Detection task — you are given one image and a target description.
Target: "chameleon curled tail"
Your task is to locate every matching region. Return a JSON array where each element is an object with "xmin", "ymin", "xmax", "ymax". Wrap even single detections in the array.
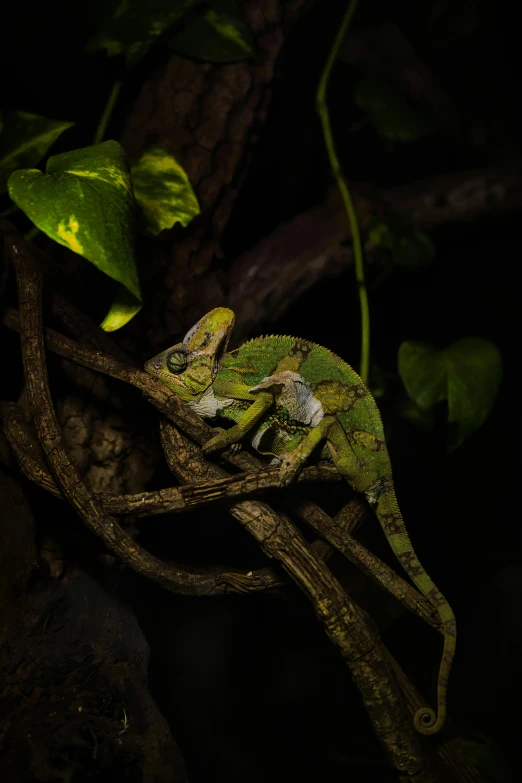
[{"xmin": 372, "ymin": 487, "xmax": 456, "ymax": 735}]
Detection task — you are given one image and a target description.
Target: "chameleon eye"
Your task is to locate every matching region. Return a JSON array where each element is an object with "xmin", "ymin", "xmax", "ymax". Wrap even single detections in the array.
[{"xmin": 166, "ymin": 350, "xmax": 188, "ymax": 375}]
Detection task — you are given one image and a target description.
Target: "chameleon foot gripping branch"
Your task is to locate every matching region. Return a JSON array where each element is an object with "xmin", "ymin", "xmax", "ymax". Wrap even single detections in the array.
[{"xmin": 145, "ymin": 307, "xmax": 456, "ymax": 735}]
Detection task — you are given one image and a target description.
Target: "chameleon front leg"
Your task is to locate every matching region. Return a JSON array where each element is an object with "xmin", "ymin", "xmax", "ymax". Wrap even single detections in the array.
[
  {"xmin": 202, "ymin": 391, "xmax": 274, "ymax": 455},
  {"xmin": 278, "ymin": 415, "xmax": 337, "ymax": 487}
]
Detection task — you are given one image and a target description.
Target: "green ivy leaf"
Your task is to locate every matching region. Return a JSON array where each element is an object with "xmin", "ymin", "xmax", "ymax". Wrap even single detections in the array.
[
  {"xmin": 8, "ymin": 140, "xmax": 141, "ymax": 330},
  {"xmin": 131, "ymin": 145, "xmax": 200, "ymax": 236},
  {"xmin": 167, "ymin": 0, "xmax": 254, "ymax": 62},
  {"xmin": 354, "ymin": 74, "xmax": 435, "ymax": 142},
  {"xmin": 0, "ymin": 110, "xmax": 74, "ymax": 195},
  {"xmin": 398, "ymin": 338, "xmax": 502, "ymax": 448},
  {"xmin": 87, "ymin": 0, "xmax": 201, "ymax": 68}
]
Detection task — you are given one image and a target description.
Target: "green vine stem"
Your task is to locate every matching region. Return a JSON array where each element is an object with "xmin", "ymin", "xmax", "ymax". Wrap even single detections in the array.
[
  {"xmin": 316, "ymin": 0, "xmax": 370, "ymax": 384},
  {"xmin": 93, "ymin": 79, "xmax": 123, "ymax": 145}
]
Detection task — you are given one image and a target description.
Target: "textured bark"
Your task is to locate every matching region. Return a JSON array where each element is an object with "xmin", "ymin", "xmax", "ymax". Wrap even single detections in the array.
[{"xmin": 121, "ymin": 0, "xmax": 310, "ymax": 347}]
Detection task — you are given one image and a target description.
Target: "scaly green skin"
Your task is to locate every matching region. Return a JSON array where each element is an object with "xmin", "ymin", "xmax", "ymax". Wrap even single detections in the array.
[{"xmin": 145, "ymin": 307, "xmax": 456, "ymax": 735}]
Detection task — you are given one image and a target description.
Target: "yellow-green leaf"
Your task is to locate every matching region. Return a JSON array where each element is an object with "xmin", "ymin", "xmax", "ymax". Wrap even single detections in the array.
[
  {"xmin": 100, "ymin": 283, "xmax": 142, "ymax": 331},
  {"xmin": 131, "ymin": 145, "xmax": 200, "ymax": 236},
  {"xmin": 8, "ymin": 140, "xmax": 141, "ymax": 330},
  {"xmin": 86, "ymin": 0, "xmax": 202, "ymax": 68},
  {"xmin": 398, "ymin": 338, "xmax": 502, "ymax": 448},
  {"xmin": 0, "ymin": 110, "xmax": 74, "ymax": 194},
  {"xmin": 168, "ymin": 0, "xmax": 254, "ymax": 63}
]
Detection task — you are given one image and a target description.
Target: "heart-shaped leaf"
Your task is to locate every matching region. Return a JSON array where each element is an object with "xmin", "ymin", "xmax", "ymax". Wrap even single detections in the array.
[
  {"xmin": 8, "ymin": 140, "xmax": 141, "ymax": 329},
  {"xmin": 398, "ymin": 338, "xmax": 502, "ymax": 448},
  {"xmin": 131, "ymin": 145, "xmax": 200, "ymax": 236},
  {"xmin": 87, "ymin": 0, "xmax": 201, "ymax": 67},
  {"xmin": 0, "ymin": 110, "xmax": 74, "ymax": 194},
  {"xmin": 168, "ymin": 0, "xmax": 254, "ymax": 62}
]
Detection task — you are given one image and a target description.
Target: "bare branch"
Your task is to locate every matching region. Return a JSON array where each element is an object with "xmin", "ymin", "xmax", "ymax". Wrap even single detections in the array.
[{"xmin": 227, "ymin": 164, "xmax": 522, "ymax": 340}]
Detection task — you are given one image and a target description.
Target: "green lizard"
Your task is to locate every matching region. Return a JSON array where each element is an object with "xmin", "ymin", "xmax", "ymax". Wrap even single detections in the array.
[{"xmin": 145, "ymin": 307, "xmax": 456, "ymax": 735}]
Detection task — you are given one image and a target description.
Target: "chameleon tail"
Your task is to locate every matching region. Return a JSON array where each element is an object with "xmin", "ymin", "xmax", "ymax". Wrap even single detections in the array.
[{"xmin": 373, "ymin": 487, "xmax": 456, "ymax": 735}]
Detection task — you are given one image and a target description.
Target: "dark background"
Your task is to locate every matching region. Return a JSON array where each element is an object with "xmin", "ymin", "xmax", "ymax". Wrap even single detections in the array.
[{"xmin": 1, "ymin": 1, "xmax": 521, "ymax": 781}]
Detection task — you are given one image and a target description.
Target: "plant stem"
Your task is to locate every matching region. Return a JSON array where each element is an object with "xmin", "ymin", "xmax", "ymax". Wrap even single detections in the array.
[
  {"xmin": 316, "ymin": 0, "xmax": 370, "ymax": 384},
  {"xmin": 24, "ymin": 224, "xmax": 41, "ymax": 242},
  {"xmin": 93, "ymin": 79, "xmax": 122, "ymax": 145}
]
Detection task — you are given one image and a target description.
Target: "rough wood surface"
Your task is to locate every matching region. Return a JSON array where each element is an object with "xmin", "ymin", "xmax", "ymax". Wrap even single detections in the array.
[{"xmin": 120, "ymin": 0, "xmax": 311, "ymax": 346}]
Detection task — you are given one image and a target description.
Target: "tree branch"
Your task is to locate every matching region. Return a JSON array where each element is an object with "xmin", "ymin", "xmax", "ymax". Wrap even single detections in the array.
[{"xmin": 227, "ymin": 164, "xmax": 522, "ymax": 340}]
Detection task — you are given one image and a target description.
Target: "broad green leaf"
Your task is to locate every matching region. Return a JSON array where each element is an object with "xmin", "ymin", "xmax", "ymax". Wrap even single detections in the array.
[
  {"xmin": 398, "ymin": 338, "xmax": 502, "ymax": 448},
  {"xmin": 8, "ymin": 140, "xmax": 141, "ymax": 330},
  {"xmin": 168, "ymin": 0, "xmax": 254, "ymax": 62},
  {"xmin": 131, "ymin": 145, "xmax": 200, "ymax": 236},
  {"xmin": 86, "ymin": 0, "xmax": 201, "ymax": 67},
  {"xmin": 0, "ymin": 110, "xmax": 74, "ymax": 194},
  {"xmin": 355, "ymin": 74, "xmax": 435, "ymax": 142}
]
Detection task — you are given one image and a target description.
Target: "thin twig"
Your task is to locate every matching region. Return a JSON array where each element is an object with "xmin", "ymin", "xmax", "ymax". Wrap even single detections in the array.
[{"xmin": 93, "ymin": 79, "xmax": 123, "ymax": 145}]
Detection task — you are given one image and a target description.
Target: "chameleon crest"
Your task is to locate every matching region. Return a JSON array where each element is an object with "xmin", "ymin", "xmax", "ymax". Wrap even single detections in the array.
[{"xmin": 146, "ymin": 307, "xmax": 456, "ymax": 735}]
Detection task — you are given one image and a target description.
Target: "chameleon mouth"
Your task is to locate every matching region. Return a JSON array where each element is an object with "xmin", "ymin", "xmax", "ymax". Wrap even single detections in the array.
[{"xmin": 145, "ymin": 358, "xmax": 165, "ymax": 373}]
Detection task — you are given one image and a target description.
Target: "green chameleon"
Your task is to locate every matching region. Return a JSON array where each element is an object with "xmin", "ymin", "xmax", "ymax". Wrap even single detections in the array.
[{"xmin": 145, "ymin": 307, "xmax": 456, "ymax": 735}]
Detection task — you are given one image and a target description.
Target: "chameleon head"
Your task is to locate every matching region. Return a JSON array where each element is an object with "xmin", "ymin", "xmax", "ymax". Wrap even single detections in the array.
[{"xmin": 144, "ymin": 308, "xmax": 235, "ymax": 400}]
